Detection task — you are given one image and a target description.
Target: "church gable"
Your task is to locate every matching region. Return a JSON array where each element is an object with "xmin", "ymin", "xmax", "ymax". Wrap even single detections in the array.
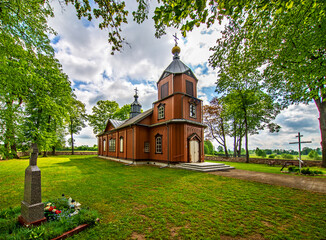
[{"xmin": 104, "ymin": 119, "xmax": 125, "ymax": 132}]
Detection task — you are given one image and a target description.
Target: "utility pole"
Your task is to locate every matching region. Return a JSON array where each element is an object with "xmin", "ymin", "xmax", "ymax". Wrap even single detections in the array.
[{"xmin": 289, "ymin": 132, "xmax": 312, "ymax": 173}]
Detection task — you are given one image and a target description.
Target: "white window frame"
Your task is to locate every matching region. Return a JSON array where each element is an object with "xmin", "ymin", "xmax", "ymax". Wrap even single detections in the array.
[
  {"xmin": 190, "ymin": 103, "xmax": 196, "ymax": 118},
  {"xmin": 155, "ymin": 135, "xmax": 162, "ymax": 154},
  {"xmin": 103, "ymin": 139, "xmax": 106, "ymax": 152},
  {"xmin": 109, "ymin": 139, "xmax": 116, "ymax": 152},
  {"xmin": 158, "ymin": 105, "xmax": 165, "ymax": 119},
  {"xmin": 120, "ymin": 137, "xmax": 123, "ymax": 152}
]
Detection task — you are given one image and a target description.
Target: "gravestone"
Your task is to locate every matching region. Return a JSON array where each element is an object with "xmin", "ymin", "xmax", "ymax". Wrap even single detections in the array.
[{"xmin": 18, "ymin": 143, "xmax": 46, "ymax": 226}]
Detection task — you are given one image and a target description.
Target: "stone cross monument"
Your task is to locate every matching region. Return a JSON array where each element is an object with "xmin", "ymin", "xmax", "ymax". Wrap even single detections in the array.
[{"xmin": 18, "ymin": 143, "xmax": 46, "ymax": 226}]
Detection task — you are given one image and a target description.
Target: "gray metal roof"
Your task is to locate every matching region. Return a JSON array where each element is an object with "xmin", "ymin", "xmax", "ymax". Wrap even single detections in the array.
[
  {"xmin": 116, "ymin": 108, "xmax": 153, "ymax": 129},
  {"xmin": 158, "ymin": 54, "xmax": 198, "ymax": 82},
  {"xmin": 109, "ymin": 119, "xmax": 126, "ymax": 128}
]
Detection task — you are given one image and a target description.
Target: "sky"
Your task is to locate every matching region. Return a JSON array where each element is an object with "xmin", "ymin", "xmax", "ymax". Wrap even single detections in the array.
[{"xmin": 47, "ymin": 1, "xmax": 321, "ymax": 151}]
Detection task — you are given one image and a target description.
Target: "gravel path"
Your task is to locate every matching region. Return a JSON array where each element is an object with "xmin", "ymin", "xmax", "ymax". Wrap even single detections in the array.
[{"xmin": 208, "ymin": 169, "xmax": 326, "ymax": 193}]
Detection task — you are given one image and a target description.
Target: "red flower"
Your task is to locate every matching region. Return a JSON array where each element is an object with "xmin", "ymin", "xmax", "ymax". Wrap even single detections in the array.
[
  {"xmin": 48, "ymin": 206, "xmax": 54, "ymax": 211},
  {"xmin": 55, "ymin": 210, "xmax": 61, "ymax": 214}
]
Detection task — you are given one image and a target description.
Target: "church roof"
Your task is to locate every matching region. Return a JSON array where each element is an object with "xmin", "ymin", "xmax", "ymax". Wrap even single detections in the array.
[
  {"xmin": 115, "ymin": 108, "xmax": 153, "ymax": 130},
  {"xmin": 109, "ymin": 119, "xmax": 125, "ymax": 128},
  {"xmin": 158, "ymin": 53, "xmax": 198, "ymax": 82}
]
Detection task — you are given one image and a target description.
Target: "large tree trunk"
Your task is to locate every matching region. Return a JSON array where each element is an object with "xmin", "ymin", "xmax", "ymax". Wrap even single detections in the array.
[
  {"xmin": 233, "ymin": 121, "xmax": 237, "ymax": 157},
  {"xmin": 52, "ymin": 146, "xmax": 56, "ymax": 156},
  {"xmin": 220, "ymin": 118, "xmax": 229, "ymax": 157},
  {"xmin": 315, "ymin": 100, "xmax": 326, "ymax": 168},
  {"xmin": 238, "ymin": 137, "xmax": 242, "ymax": 157},
  {"xmin": 243, "ymin": 110, "xmax": 249, "ymax": 163},
  {"xmin": 10, "ymin": 143, "xmax": 19, "ymax": 159}
]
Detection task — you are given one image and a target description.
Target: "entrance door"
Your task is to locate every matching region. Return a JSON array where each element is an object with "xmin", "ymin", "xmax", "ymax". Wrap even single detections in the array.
[{"xmin": 189, "ymin": 139, "xmax": 200, "ymax": 163}]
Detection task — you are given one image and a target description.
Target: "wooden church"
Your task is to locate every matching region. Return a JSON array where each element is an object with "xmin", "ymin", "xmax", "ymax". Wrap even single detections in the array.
[{"xmin": 97, "ymin": 43, "xmax": 205, "ymax": 164}]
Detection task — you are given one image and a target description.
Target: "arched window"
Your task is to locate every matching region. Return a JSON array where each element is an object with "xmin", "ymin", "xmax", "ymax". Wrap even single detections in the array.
[
  {"xmin": 190, "ymin": 103, "xmax": 196, "ymax": 118},
  {"xmin": 120, "ymin": 137, "xmax": 124, "ymax": 152},
  {"xmin": 109, "ymin": 138, "xmax": 116, "ymax": 152},
  {"xmin": 103, "ymin": 139, "xmax": 106, "ymax": 152},
  {"xmin": 158, "ymin": 103, "xmax": 165, "ymax": 119},
  {"xmin": 155, "ymin": 134, "xmax": 162, "ymax": 154}
]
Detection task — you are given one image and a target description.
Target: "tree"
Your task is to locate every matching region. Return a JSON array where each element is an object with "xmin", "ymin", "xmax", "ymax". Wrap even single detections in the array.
[
  {"xmin": 88, "ymin": 100, "xmax": 119, "ymax": 135},
  {"xmin": 308, "ymin": 150, "xmax": 319, "ymax": 160},
  {"xmin": 113, "ymin": 104, "xmax": 131, "ymax": 120},
  {"xmin": 203, "ymin": 98, "xmax": 229, "ymax": 157},
  {"xmin": 255, "ymin": 148, "xmax": 266, "ymax": 158},
  {"xmin": 68, "ymin": 97, "xmax": 87, "ymax": 155},
  {"xmin": 222, "ymin": 89, "xmax": 280, "ymax": 162},
  {"xmin": 204, "ymin": 140, "xmax": 214, "ymax": 155},
  {"xmin": 217, "ymin": 146, "xmax": 224, "ymax": 153}
]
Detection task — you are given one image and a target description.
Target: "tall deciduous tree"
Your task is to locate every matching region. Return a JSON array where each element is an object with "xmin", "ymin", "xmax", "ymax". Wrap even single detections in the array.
[
  {"xmin": 68, "ymin": 97, "xmax": 87, "ymax": 155},
  {"xmin": 203, "ymin": 98, "xmax": 229, "ymax": 157},
  {"xmin": 222, "ymin": 89, "xmax": 280, "ymax": 163},
  {"xmin": 88, "ymin": 100, "xmax": 119, "ymax": 135}
]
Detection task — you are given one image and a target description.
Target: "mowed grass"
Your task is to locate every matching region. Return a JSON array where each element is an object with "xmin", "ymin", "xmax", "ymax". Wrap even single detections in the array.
[
  {"xmin": 207, "ymin": 160, "xmax": 326, "ymax": 178},
  {"xmin": 0, "ymin": 156, "xmax": 325, "ymax": 239}
]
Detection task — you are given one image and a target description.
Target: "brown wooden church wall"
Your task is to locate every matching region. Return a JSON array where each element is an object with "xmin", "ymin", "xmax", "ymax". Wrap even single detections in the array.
[
  {"xmin": 169, "ymin": 123, "xmax": 185, "ymax": 162},
  {"xmin": 157, "ymin": 75, "xmax": 173, "ymax": 100},
  {"xmin": 126, "ymin": 128, "xmax": 133, "ymax": 159},
  {"xmin": 173, "ymin": 74, "xmax": 197, "ymax": 98},
  {"xmin": 182, "ymin": 96, "xmax": 202, "ymax": 123},
  {"xmin": 117, "ymin": 130, "xmax": 126, "ymax": 159},
  {"xmin": 134, "ymin": 126, "xmax": 150, "ymax": 160},
  {"xmin": 149, "ymin": 125, "xmax": 168, "ymax": 162}
]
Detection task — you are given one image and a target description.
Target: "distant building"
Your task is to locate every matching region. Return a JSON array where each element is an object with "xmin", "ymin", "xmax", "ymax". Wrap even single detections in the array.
[{"xmin": 97, "ymin": 44, "xmax": 205, "ymax": 164}]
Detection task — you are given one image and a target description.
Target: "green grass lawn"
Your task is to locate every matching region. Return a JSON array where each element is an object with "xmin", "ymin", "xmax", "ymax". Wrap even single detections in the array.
[
  {"xmin": 1, "ymin": 155, "xmax": 326, "ymax": 239},
  {"xmin": 206, "ymin": 160, "xmax": 326, "ymax": 178}
]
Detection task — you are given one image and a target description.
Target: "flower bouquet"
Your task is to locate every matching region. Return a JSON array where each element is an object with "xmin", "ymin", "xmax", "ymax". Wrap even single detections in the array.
[{"xmin": 44, "ymin": 194, "xmax": 82, "ymax": 222}]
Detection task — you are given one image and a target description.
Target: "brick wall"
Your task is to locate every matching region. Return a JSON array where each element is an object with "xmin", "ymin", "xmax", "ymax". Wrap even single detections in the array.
[{"xmin": 205, "ymin": 156, "xmax": 322, "ymax": 167}]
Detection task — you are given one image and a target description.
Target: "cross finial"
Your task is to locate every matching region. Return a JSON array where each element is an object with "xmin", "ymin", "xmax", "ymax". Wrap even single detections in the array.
[
  {"xmin": 173, "ymin": 33, "xmax": 179, "ymax": 46},
  {"xmin": 134, "ymin": 87, "xmax": 138, "ymax": 96}
]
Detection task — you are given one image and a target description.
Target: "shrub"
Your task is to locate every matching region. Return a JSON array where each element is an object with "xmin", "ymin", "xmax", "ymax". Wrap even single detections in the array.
[
  {"xmin": 288, "ymin": 166, "xmax": 299, "ymax": 172},
  {"xmin": 308, "ymin": 150, "xmax": 320, "ymax": 160},
  {"xmin": 204, "ymin": 144, "xmax": 209, "ymax": 155},
  {"xmin": 281, "ymin": 153, "xmax": 294, "ymax": 159},
  {"xmin": 268, "ymin": 154, "xmax": 276, "ymax": 159}
]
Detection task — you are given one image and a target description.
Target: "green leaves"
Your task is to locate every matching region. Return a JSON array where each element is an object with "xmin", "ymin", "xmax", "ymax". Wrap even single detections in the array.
[{"xmin": 88, "ymin": 100, "xmax": 130, "ymax": 135}]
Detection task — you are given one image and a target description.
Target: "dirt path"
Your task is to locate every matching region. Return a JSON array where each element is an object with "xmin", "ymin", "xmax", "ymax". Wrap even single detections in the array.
[{"xmin": 209, "ymin": 169, "xmax": 326, "ymax": 193}]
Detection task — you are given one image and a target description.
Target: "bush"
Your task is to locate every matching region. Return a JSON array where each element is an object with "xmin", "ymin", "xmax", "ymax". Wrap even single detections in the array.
[
  {"xmin": 308, "ymin": 150, "xmax": 320, "ymax": 160},
  {"xmin": 268, "ymin": 154, "xmax": 276, "ymax": 159},
  {"xmin": 287, "ymin": 167, "xmax": 324, "ymax": 175},
  {"xmin": 288, "ymin": 166, "xmax": 299, "ymax": 172},
  {"xmin": 281, "ymin": 153, "xmax": 294, "ymax": 159},
  {"xmin": 204, "ymin": 144, "xmax": 209, "ymax": 155}
]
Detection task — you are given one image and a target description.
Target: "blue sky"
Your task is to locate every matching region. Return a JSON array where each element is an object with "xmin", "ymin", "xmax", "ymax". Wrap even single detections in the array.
[{"xmin": 47, "ymin": 2, "xmax": 321, "ymax": 151}]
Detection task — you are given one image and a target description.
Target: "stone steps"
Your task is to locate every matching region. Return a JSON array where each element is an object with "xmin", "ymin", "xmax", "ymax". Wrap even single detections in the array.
[{"xmin": 177, "ymin": 162, "xmax": 235, "ymax": 172}]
